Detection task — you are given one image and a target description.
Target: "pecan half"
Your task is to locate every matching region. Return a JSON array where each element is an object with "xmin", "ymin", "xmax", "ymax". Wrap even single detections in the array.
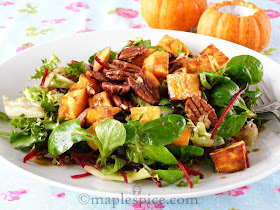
[
  {"xmin": 111, "ymin": 95, "xmax": 134, "ymax": 111},
  {"xmin": 102, "ymin": 82, "xmax": 130, "ymax": 95},
  {"xmin": 169, "ymin": 61, "xmax": 183, "ymax": 73},
  {"xmin": 116, "ymin": 46, "xmax": 147, "ymax": 60},
  {"xmin": 127, "ymin": 73, "xmax": 160, "ymax": 105},
  {"xmin": 86, "ymin": 71, "xmax": 108, "ymax": 82},
  {"xmin": 185, "ymin": 95, "xmax": 218, "ymax": 129},
  {"xmin": 112, "ymin": 59, "xmax": 142, "ymax": 72},
  {"xmin": 77, "ymin": 108, "xmax": 89, "ymax": 128},
  {"xmin": 105, "ymin": 69, "xmax": 135, "ymax": 81}
]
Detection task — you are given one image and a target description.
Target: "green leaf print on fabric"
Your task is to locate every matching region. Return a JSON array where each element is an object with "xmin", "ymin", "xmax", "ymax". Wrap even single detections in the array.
[
  {"xmin": 26, "ymin": 28, "xmax": 53, "ymax": 36},
  {"xmin": 18, "ymin": 3, "xmax": 37, "ymax": 14},
  {"xmin": 263, "ymin": 48, "xmax": 276, "ymax": 55}
]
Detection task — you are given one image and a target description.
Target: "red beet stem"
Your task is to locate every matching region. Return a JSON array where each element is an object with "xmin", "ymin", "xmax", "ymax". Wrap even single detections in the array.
[
  {"xmin": 65, "ymin": 75, "xmax": 79, "ymax": 82},
  {"xmin": 119, "ymin": 169, "xmax": 128, "ymax": 183},
  {"xmin": 71, "ymin": 172, "xmax": 92, "ymax": 179},
  {"xmin": 152, "ymin": 178, "xmax": 162, "ymax": 187},
  {"xmin": 129, "ymin": 40, "xmax": 134, "ymax": 46},
  {"xmin": 71, "ymin": 155, "xmax": 85, "ymax": 168},
  {"xmin": 245, "ymin": 150, "xmax": 250, "ymax": 168},
  {"xmin": 200, "ymin": 86, "xmax": 206, "ymax": 91},
  {"xmin": 23, "ymin": 147, "xmax": 46, "ymax": 163},
  {"xmin": 40, "ymin": 68, "xmax": 49, "ymax": 88},
  {"xmin": 211, "ymin": 82, "xmax": 249, "ymax": 140},
  {"xmin": 94, "ymin": 56, "xmax": 110, "ymax": 70},
  {"xmin": 183, "ymin": 165, "xmax": 204, "ymax": 179},
  {"xmin": 177, "ymin": 159, "xmax": 193, "ymax": 188},
  {"xmin": 232, "ymin": 136, "xmax": 242, "ymax": 142},
  {"xmin": 83, "ymin": 160, "xmax": 102, "ymax": 171},
  {"xmin": 150, "ymin": 171, "xmax": 162, "ymax": 187},
  {"xmin": 84, "ymin": 151, "xmax": 94, "ymax": 160}
]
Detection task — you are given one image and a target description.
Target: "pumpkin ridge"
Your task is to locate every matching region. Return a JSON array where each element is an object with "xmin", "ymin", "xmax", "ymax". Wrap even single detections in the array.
[{"xmin": 251, "ymin": 15, "xmax": 262, "ymax": 52}]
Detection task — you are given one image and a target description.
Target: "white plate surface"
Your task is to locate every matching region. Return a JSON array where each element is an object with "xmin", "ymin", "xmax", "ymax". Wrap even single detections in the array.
[{"xmin": 0, "ymin": 29, "xmax": 280, "ymax": 199}]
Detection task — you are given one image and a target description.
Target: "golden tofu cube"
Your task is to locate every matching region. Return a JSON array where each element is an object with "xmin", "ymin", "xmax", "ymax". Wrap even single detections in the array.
[
  {"xmin": 86, "ymin": 106, "xmax": 121, "ymax": 125},
  {"xmin": 157, "ymin": 35, "xmax": 191, "ymax": 56},
  {"xmin": 210, "ymin": 141, "xmax": 247, "ymax": 173},
  {"xmin": 166, "ymin": 72, "xmax": 201, "ymax": 100},
  {"xmin": 199, "ymin": 44, "xmax": 229, "ymax": 68},
  {"xmin": 143, "ymin": 51, "xmax": 169, "ymax": 79},
  {"xmin": 184, "ymin": 54, "xmax": 219, "ymax": 74},
  {"xmin": 58, "ymin": 87, "xmax": 88, "ymax": 120},
  {"xmin": 130, "ymin": 106, "xmax": 161, "ymax": 124},
  {"xmin": 131, "ymin": 48, "xmax": 156, "ymax": 67},
  {"xmin": 88, "ymin": 91, "xmax": 113, "ymax": 107},
  {"xmin": 93, "ymin": 46, "xmax": 111, "ymax": 71},
  {"xmin": 87, "ymin": 118, "xmax": 112, "ymax": 150}
]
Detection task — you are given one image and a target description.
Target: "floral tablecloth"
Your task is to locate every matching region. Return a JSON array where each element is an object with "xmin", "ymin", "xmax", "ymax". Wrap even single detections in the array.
[{"xmin": 0, "ymin": 0, "xmax": 280, "ymax": 209}]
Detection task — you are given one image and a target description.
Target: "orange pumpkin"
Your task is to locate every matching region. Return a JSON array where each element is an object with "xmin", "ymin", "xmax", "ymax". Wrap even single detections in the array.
[
  {"xmin": 141, "ymin": 0, "xmax": 207, "ymax": 31},
  {"xmin": 197, "ymin": 0, "xmax": 271, "ymax": 52}
]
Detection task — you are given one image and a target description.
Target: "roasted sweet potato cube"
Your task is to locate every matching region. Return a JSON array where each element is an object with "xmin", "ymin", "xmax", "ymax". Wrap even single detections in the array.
[
  {"xmin": 142, "ymin": 68, "xmax": 161, "ymax": 87},
  {"xmin": 93, "ymin": 46, "xmax": 111, "ymax": 71},
  {"xmin": 86, "ymin": 106, "xmax": 121, "ymax": 125},
  {"xmin": 199, "ymin": 44, "xmax": 229, "ymax": 68},
  {"xmin": 74, "ymin": 74, "xmax": 102, "ymax": 95},
  {"xmin": 172, "ymin": 128, "xmax": 191, "ymax": 146},
  {"xmin": 130, "ymin": 48, "xmax": 156, "ymax": 67},
  {"xmin": 166, "ymin": 72, "xmax": 201, "ymax": 100},
  {"xmin": 87, "ymin": 118, "xmax": 112, "ymax": 150},
  {"xmin": 130, "ymin": 106, "xmax": 161, "ymax": 124},
  {"xmin": 142, "ymin": 51, "xmax": 169, "ymax": 79},
  {"xmin": 88, "ymin": 91, "xmax": 113, "ymax": 107},
  {"xmin": 58, "ymin": 87, "xmax": 88, "ymax": 120},
  {"xmin": 210, "ymin": 141, "xmax": 247, "ymax": 173},
  {"xmin": 184, "ymin": 54, "xmax": 219, "ymax": 74},
  {"xmin": 157, "ymin": 35, "xmax": 191, "ymax": 56}
]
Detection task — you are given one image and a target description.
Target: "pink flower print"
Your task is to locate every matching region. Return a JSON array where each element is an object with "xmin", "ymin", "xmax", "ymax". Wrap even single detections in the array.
[
  {"xmin": 109, "ymin": 8, "xmax": 139, "ymax": 18},
  {"xmin": 130, "ymin": 202, "xmax": 165, "ymax": 210},
  {"xmin": 270, "ymin": 0, "xmax": 280, "ymax": 4},
  {"xmin": 131, "ymin": 24, "xmax": 146, "ymax": 29},
  {"xmin": 65, "ymin": 2, "xmax": 89, "ymax": 12},
  {"xmin": 266, "ymin": 9, "xmax": 280, "ymax": 19},
  {"xmin": 273, "ymin": 186, "xmax": 280, "ymax": 193},
  {"xmin": 85, "ymin": 18, "xmax": 91, "ymax": 21},
  {"xmin": 16, "ymin": 43, "xmax": 34, "ymax": 52},
  {"xmin": 8, "ymin": 16, "xmax": 14, "ymax": 19},
  {"xmin": 0, "ymin": 26, "xmax": 6, "ymax": 29},
  {"xmin": 41, "ymin": 18, "xmax": 67, "ymax": 24},
  {"xmin": 52, "ymin": 192, "xmax": 65, "ymax": 199},
  {"xmin": 208, "ymin": 2, "xmax": 215, "ymax": 7},
  {"xmin": 77, "ymin": 28, "xmax": 94, "ymax": 33},
  {"xmin": 0, "ymin": 1, "xmax": 15, "ymax": 6},
  {"xmin": 0, "ymin": 189, "xmax": 27, "ymax": 201},
  {"xmin": 134, "ymin": 0, "xmax": 141, "ymax": 2},
  {"xmin": 215, "ymin": 185, "xmax": 250, "ymax": 197}
]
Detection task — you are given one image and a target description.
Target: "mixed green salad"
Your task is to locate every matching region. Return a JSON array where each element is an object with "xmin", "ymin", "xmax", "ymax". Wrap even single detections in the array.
[{"xmin": 0, "ymin": 35, "xmax": 268, "ymax": 188}]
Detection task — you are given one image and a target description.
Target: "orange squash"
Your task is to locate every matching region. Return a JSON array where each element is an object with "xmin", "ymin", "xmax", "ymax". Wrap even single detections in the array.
[
  {"xmin": 141, "ymin": 0, "xmax": 207, "ymax": 31},
  {"xmin": 171, "ymin": 129, "xmax": 191, "ymax": 146},
  {"xmin": 197, "ymin": 0, "xmax": 271, "ymax": 52}
]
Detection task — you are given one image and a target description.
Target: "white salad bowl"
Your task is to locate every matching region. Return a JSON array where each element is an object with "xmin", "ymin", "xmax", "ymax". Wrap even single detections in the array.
[{"xmin": 0, "ymin": 29, "xmax": 280, "ymax": 199}]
